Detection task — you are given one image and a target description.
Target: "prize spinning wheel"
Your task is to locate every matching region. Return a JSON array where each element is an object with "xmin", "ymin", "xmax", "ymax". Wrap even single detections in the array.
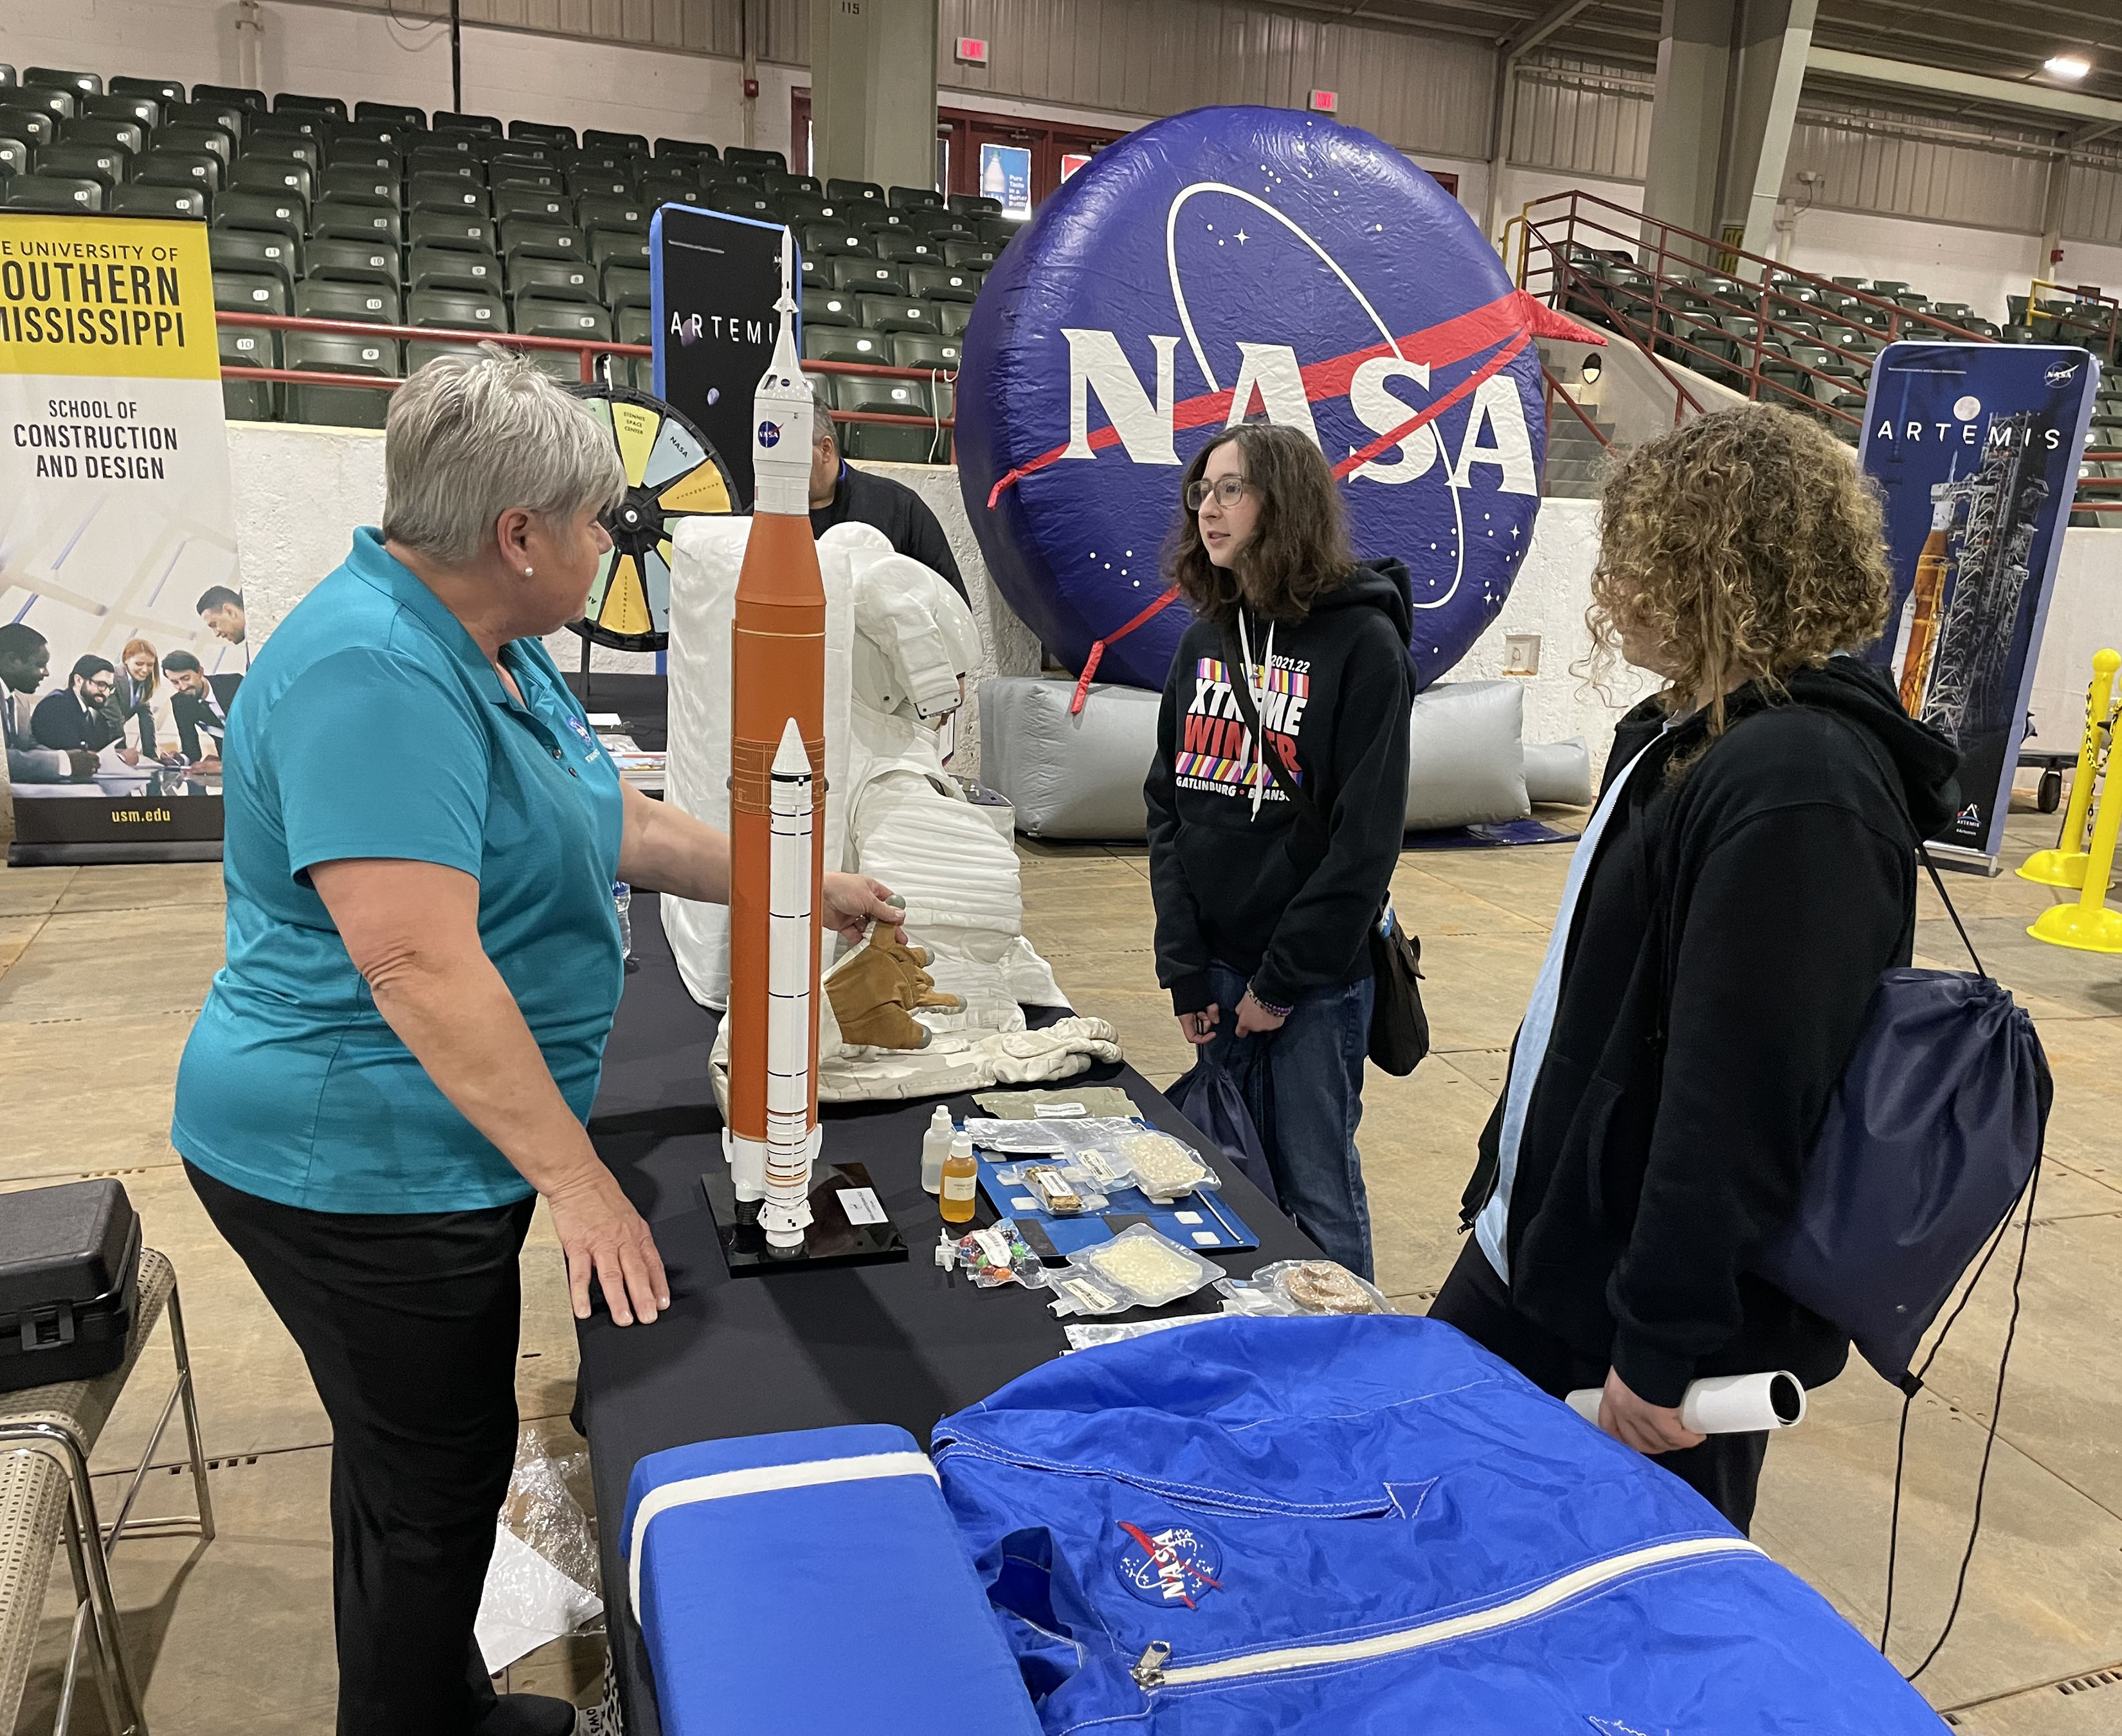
[{"xmin": 568, "ymin": 383, "xmax": 740, "ymax": 651}]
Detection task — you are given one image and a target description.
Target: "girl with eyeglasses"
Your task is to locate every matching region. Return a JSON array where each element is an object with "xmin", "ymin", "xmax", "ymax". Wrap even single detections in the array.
[{"xmin": 1144, "ymin": 422, "xmax": 1418, "ymax": 1278}]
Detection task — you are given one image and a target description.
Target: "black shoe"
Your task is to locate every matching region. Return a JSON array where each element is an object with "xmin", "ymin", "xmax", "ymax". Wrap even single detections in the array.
[{"xmin": 475, "ymin": 1692, "xmax": 581, "ymax": 1736}]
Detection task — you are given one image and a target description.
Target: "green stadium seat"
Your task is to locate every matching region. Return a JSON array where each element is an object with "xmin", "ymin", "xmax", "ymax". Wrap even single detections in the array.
[
  {"xmin": 409, "ymin": 244, "xmax": 502, "ymax": 293},
  {"xmin": 828, "ymin": 177, "xmax": 885, "ymax": 208},
  {"xmin": 725, "ymin": 146, "xmax": 786, "ymax": 174},
  {"xmin": 210, "ymin": 228, "xmax": 300, "ymax": 289},
  {"xmin": 9, "ymin": 87, "xmax": 77, "ymax": 123},
  {"xmin": 765, "ymin": 171, "xmax": 821, "ymax": 199},
  {"xmin": 111, "ymin": 76, "xmax": 188, "ymax": 104},
  {"xmin": 886, "ymin": 184, "xmax": 939, "ymax": 210},
  {"xmin": 111, "ymin": 181, "xmax": 207, "ymax": 220},
  {"xmin": 64, "ymin": 115, "xmax": 147, "ymax": 154},
  {"xmin": 656, "ymin": 137, "xmax": 715, "ymax": 162},
  {"xmin": 844, "ymin": 422, "xmax": 944, "ymax": 464},
  {"xmin": 890, "ymin": 332, "xmax": 960, "ymax": 372},
  {"xmin": 617, "ymin": 305, "xmax": 653, "ymax": 347},
  {"xmin": 0, "ymin": 138, "xmax": 22, "ymax": 179},
  {"xmin": 410, "ymin": 143, "xmax": 480, "ymax": 177},
  {"xmin": 134, "ymin": 149, "xmax": 221, "ymax": 194},
  {"xmin": 494, "ymin": 185, "xmax": 574, "ymax": 224},
  {"xmin": 356, "ymin": 101, "xmax": 424, "ymax": 129},
  {"xmin": 26, "ymin": 68, "xmax": 102, "ymax": 101},
  {"xmin": 833, "ymin": 257, "xmax": 909, "ymax": 294},
  {"xmin": 583, "ymin": 127, "xmax": 649, "ymax": 155},
  {"xmin": 804, "ymin": 221, "xmax": 875, "ymax": 258},
  {"xmin": 213, "ymin": 189, "xmax": 304, "ymax": 244},
  {"xmin": 797, "ymin": 252, "xmax": 828, "ymax": 290},
  {"xmin": 499, "ymin": 219, "xmax": 586, "ymax": 262},
  {"xmin": 36, "ymin": 141, "xmax": 127, "ymax": 191},
  {"xmin": 568, "ymin": 170, "xmax": 637, "ymax": 201},
  {"xmin": 212, "ymin": 269, "xmax": 287, "ymax": 314},
  {"xmin": 410, "ymin": 172, "xmax": 487, "ymax": 216},
  {"xmin": 905, "ymin": 262, "xmax": 976, "ymax": 303},
  {"xmin": 0, "ymin": 106, "xmax": 59, "ymax": 149},
  {"xmin": 230, "ymin": 156, "xmax": 313, "ymax": 202},
  {"xmin": 7, "ymin": 173, "xmax": 102, "ymax": 211},
  {"xmin": 275, "ymin": 92, "xmax": 347, "ymax": 122},
  {"xmin": 803, "ymin": 288, "xmax": 857, "ymax": 328},
  {"xmin": 943, "ymin": 239, "xmax": 997, "ymax": 269},
  {"xmin": 577, "ymin": 192, "xmax": 649, "ymax": 235},
  {"xmin": 507, "ymin": 255, "xmax": 597, "ymax": 302},
  {"xmin": 511, "ymin": 120, "xmax": 577, "ymax": 148},
  {"xmin": 855, "ymin": 297, "xmax": 936, "ymax": 337},
  {"xmin": 937, "ymin": 302, "xmax": 971, "ymax": 339},
  {"xmin": 307, "ymin": 235, "xmax": 399, "ymax": 285},
  {"xmin": 513, "ymin": 296, "xmax": 612, "ymax": 382},
  {"xmin": 604, "ymin": 264, "xmax": 651, "ymax": 310},
  {"xmin": 779, "ymin": 192, "xmax": 828, "ymax": 224},
  {"xmin": 285, "ymin": 329, "xmax": 398, "ymax": 428},
  {"xmin": 296, "ymin": 278, "xmax": 401, "ymax": 324},
  {"xmin": 975, "ymin": 215, "xmax": 1016, "ymax": 247},
  {"xmin": 410, "ymin": 285, "xmax": 507, "ymax": 333},
  {"xmin": 491, "ymin": 161, "xmax": 566, "ymax": 194},
  {"xmin": 155, "ymin": 121, "xmax": 234, "ymax": 165},
  {"xmin": 190, "ymin": 84, "xmax": 266, "ymax": 113},
  {"xmin": 433, "ymin": 111, "xmax": 503, "ymax": 137},
  {"xmin": 245, "ymin": 122, "xmax": 322, "ymax": 164},
  {"xmin": 590, "ymin": 229, "xmax": 649, "ymax": 271},
  {"xmin": 711, "ymin": 185, "xmax": 777, "ymax": 220},
  {"xmin": 311, "ymin": 198, "xmax": 403, "ymax": 247},
  {"xmin": 405, "ymin": 210, "xmax": 493, "ymax": 253},
  {"xmin": 876, "ymin": 233, "xmax": 946, "ymax": 266},
  {"xmin": 319, "ymin": 163, "xmax": 396, "ymax": 203},
  {"xmin": 948, "ymin": 193, "xmax": 1001, "ymax": 218},
  {"xmin": 904, "ymin": 207, "xmax": 968, "ymax": 238},
  {"xmin": 804, "ymin": 326, "xmax": 887, "ymax": 365},
  {"xmin": 166, "ymin": 102, "xmax": 245, "ymax": 142}
]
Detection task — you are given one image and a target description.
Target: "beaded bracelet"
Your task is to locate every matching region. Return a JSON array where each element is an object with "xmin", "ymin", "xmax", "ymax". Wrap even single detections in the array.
[{"xmin": 1249, "ymin": 990, "xmax": 1295, "ymax": 1020}]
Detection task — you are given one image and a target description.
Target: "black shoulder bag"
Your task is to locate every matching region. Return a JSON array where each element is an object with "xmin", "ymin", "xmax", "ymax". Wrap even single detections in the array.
[{"xmin": 1220, "ymin": 626, "xmax": 1428, "ymax": 1075}]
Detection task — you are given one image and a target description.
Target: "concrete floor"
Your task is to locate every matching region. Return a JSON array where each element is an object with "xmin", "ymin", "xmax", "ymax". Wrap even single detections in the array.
[{"xmin": 5, "ymin": 805, "xmax": 2119, "ymax": 1731}]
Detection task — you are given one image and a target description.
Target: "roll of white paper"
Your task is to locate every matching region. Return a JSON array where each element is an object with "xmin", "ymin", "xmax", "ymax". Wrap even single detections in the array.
[{"xmin": 1564, "ymin": 1372, "xmax": 1806, "ymax": 1435}]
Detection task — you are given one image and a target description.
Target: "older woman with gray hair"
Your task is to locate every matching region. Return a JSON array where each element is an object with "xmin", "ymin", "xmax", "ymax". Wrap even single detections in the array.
[{"xmin": 172, "ymin": 347, "xmax": 896, "ymax": 1736}]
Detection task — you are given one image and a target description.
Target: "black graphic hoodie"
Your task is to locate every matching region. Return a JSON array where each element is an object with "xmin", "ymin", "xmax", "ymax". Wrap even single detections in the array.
[{"xmin": 1146, "ymin": 559, "xmax": 1417, "ymax": 1016}]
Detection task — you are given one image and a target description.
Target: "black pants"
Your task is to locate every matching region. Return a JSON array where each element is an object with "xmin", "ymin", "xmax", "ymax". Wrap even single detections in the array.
[
  {"xmin": 1429, "ymin": 1238, "xmax": 1770, "ymax": 1533},
  {"xmin": 187, "ymin": 1161, "xmax": 535, "ymax": 1736}
]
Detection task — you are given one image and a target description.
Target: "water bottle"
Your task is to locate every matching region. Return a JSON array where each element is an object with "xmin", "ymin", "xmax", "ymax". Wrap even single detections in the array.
[{"xmin": 613, "ymin": 881, "xmax": 633, "ymax": 960}]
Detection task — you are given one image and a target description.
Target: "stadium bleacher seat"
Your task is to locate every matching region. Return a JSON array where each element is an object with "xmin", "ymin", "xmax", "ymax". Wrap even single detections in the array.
[
  {"xmin": 725, "ymin": 146, "xmax": 786, "ymax": 174},
  {"xmin": 111, "ymin": 75, "xmax": 187, "ymax": 104},
  {"xmin": 0, "ymin": 105, "xmax": 59, "ymax": 148},
  {"xmin": 65, "ymin": 114, "xmax": 148, "ymax": 154},
  {"xmin": 7, "ymin": 174, "xmax": 103, "ymax": 211},
  {"xmin": 584, "ymin": 128, "xmax": 649, "ymax": 155},
  {"xmin": 356, "ymin": 100, "xmax": 424, "ymax": 129},
  {"xmin": 514, "ymin": 296, "xmax": 611, "ymax": 381},
  {"xmin": 907, "ymin": 263, "xmax": 977, "ymax": 303},
  {"xmin": 409, "ymin": 210, "xmax": 494, "ymax": 252},
  {"xmin": 495, "ymin": 185, "xmax": 573, "ymax": 224},
  {"xmin": 191, "ymin": 83, "xmax": 266, "ymax": 112},
  {"xmin": 508, "ymin": 254, "xmax": 597, "ymax": 302},
  {"xmin": 285, "ymin": 330, "xmax": 398, "ymax": 427},
  {"xmin": 434, "ymin": 111, "xmax": 503, "ymax": 137},
  {"xmin": 158, "ymin": 120, "xmax": 235, "ymax": 165},
  {"xmin": 134, "ymin": 146, "xmax": 222, "ymax": 194},
  {"xmin": 296, "ymin": 278, "xmax": 402, "ymax": 325},
  {"xmin": 409, "ymin": 245, "xmax": 501, "ymax": 293},
  {"xmin": 38, "ymin": 142, "xmax": 127, "ymax": 191},
  {"xmin": 212, "ymin": 228, "xmax": 300, "ymax": 289},
  {"xmin": 804, "ymin": 325, "xmax": 889, "ymax": 365},
  {"xmin": 308, "ymin": 236, "xmax": 399, "ymax": 284},
  {"xmin": 887, "ymin": 184, "xmax": 940, "ymax": 210},
  {"xmin": 8, "ymin": 87, "xmax": 75, "ymax": 123},
  {"xmin": 113, "ymin": 182, "xmax": 208, "ymax": 219},
  {"xmin": 213, "ymin": 269, "xmax": 289, "ymax": 316},
  {"xmin": 26, "ymin": 68, "xmax": 104, "ymax": 101},
  {"xmin": 0, "ymin": 138, "xmax": 23, "ymax": 179},
  {"xmin": 604, "ymin": 264, "xmax": 651, "ymax": 311},
  {"xmin": 656, "ymin": 137, "xmax": 714, "ymax": 161}
]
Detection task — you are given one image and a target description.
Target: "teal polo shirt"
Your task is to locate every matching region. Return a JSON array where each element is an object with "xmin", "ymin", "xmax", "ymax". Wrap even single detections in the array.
[{"xmin": 173, "ymin": 528, "xmax": 626, "ymax": 1213}]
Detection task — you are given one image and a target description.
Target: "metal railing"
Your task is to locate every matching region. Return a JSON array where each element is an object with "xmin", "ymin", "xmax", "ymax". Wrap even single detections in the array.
[
  {"xmin": 2018, "ymin": 278, "xmax": 2121, "ymax": 363},
  {"xmin": 215, "ymin": 309, "xmax": 957, "ymax": 447}
]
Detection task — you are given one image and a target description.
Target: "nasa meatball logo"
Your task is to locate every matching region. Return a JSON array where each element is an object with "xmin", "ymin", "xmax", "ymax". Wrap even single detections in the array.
[
  {"xmin": 756, "ymin": 419, "xmax": 781, "ymax": 448},
  {"xmin": 1116, "ymin": 1521, "xmax": 1224, "ymax": 1609},
  {"xmin": 957, "ymin": 106, "xmax": 1602, "ymax": 691},
  {"xmin": 2045, "ymin": 359, "xmax": 2081, "ymax": 388}
]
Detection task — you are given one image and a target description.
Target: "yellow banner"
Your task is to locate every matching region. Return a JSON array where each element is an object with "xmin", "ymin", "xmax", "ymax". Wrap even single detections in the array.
[{"xmin": 0, "ymin": 213, "xmax": 221, "ymax": 382}]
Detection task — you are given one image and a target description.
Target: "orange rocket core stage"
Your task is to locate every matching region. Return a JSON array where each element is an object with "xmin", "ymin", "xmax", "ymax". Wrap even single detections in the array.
[{"xmin": 727, "ymin": 509, "xmax": 829, "ymax": 1146}]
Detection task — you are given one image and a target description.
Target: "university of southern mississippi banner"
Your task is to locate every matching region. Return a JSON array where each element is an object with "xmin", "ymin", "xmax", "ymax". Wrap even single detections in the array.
[
  {"xmin": 1859, "ymin": 341, "xmax": 2099, "ymax": 866},
  {"xmin": 1, "ymin": 212, "xmax": 244, "ymax": 864}
]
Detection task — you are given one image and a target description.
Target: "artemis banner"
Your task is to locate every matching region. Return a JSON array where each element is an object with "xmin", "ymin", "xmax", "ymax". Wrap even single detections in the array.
[
  {"xmin": 1858, "ymin": 341, "xmax": 2098, "ymax": 869},
  {"xmin": 1, "ymin": 212, "xmax": 244, "ymax": 866}
]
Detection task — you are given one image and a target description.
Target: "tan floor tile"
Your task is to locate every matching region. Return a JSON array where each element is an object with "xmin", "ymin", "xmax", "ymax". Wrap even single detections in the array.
[
  {"xmin": 0, "ymin": 1015, "xmax": 194, "ymax": 1181},
  {"xmin": 51, "ymin": 860, "xmax": 228, "ymax": 912},
  {"xmin": 0, "ymin": 909, "xmax": 47, "ymax": 974},
  {"xmin": 0, "ymin": 903, "xmax": 224, "ymax": 1024},
  {"xmin": 1947, "ymin": 1674, "xmax": 2122, "ymax": 1733},
  {"xmin": 1407, "ymin": 930, "xmax": 1547, "ymax": 1051},
  {"xmin": 1431, "ymin": 1045, "xmax": 1509, "ymax": 1092},
  {"xmin": 0, "ymin": 861, "xmax": 77, "ymax": 916},
  {"xmin": 1386, "ymin": 865, "xmax": 1550, "ymax": 937}
]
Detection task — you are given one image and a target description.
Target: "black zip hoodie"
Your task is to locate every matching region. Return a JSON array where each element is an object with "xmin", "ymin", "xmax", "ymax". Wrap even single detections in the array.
[
  {"xmin": 1145, "ymin": 559, "xmax": 1417, "ymax": 1015},
  {"xmin": 1458, "ymin": 656, "xmax": 1963, "ymax": 1407}
]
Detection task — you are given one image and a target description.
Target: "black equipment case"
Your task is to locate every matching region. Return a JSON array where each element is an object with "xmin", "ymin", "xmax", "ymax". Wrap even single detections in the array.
[{"xmin": 0, "ymin": 1179, "xmax": 142, "ymax": 1395}]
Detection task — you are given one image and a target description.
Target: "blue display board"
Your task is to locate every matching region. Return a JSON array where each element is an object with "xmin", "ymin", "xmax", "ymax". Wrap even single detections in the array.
[
  {"xmin": 1858, "ymin": 343, "xmax": 2099, "ymax": 865},
  {"xmin": 956, "ymin": 105, "xmax": 1599, "ymax": 693}
]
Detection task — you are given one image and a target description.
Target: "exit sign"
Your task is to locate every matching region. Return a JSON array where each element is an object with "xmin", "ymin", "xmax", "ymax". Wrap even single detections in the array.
[
  {"xmin": 956, "ymin": 36, "xmax": 989, "ymax": 66},
  {"xmin": 1308, "ymin": 89, "xmax": 1338, "ymax": 113}
]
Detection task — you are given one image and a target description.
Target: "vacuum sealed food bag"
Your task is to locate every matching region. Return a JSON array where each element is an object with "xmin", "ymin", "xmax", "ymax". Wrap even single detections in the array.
[
  {"xmin": 1255, "ymin": 1258, "xmax": 1393, "ymax": 1316},
  {"xmin": 1046, "ymin": 1268, "xmax": 1133, "ymax": 1319},
  {"xmin": 1114, "ymin": 1131, "xmax": 1214, "ymax": 1200},
  {"xmin": 963, "ymin": 1118, "xmax": 1071, "ymax": 1155},
  {"xmin": 956, "ymin": 1220, "xmax": 1045, "ymax": 1289},
  {"xmin": 991, "ymin": 1162, "xmax": 1110, "ymax": 1216},
  {"xmin": 1072, "ymin": 1225, "xmax": 1225, "ymax": 1309}
]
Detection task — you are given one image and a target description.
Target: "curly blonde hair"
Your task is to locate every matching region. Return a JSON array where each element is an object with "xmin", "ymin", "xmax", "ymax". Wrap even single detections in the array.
[{"xmin": 1586, "ymin": 406, "xmax": 1892, "ymax": 736}]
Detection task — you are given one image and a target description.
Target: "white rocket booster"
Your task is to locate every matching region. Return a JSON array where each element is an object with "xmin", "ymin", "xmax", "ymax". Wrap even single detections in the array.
[{"xmin": 757, "ymin": 718, "xmax": 821, "ymax": 1247}]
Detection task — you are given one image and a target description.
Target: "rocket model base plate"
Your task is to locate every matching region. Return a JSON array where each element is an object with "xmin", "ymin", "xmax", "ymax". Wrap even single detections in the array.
[{"xmin": 701, "ymin": 1158, "xmax": 910, "ymax": 1277}]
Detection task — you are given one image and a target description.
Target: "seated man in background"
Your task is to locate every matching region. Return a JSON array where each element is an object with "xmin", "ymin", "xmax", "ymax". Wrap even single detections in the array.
[
  {"xmin": 807, "ymin": 383, "xmax": 968, "ymax": 606},
  {"xmin": 30, "ymin": 654, "xmax": 122, "ymax": 754},
  {"xmin": 197, "ymin": 584, "xmax": 248, "ymax": 649},
  {"xmin": 1, "ymin": 623, "xmax": 96, "ymax": 782},
  {"xmin": 164, "ymin": 649, "xmax": 240, "ymax": 771}
]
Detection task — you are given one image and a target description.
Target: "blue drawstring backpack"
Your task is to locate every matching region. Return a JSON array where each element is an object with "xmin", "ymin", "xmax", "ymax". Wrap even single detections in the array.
[
  {"xmin": 1164, "ymin": 1054, "xmax": 1280, "ymax": 1207},
  {"xmin": 934, "ymin": 1316, "xmax": 1945, "ymax": 1733}
]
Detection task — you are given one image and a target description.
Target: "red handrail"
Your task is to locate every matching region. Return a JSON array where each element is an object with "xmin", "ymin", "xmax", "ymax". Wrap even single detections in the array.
[{"xmin": 1540, "ymin": 364, "xmax": 1609, "ymax": 447}]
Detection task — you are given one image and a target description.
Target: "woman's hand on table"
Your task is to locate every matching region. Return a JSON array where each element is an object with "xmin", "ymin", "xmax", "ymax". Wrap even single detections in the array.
[
  {"xmin": 546, "ymin": 1162, "xmax": 670, "ymax": 1326},
  {"xmin": 823, "ymin": 873, "xmax": 902, "ymax": 946}
]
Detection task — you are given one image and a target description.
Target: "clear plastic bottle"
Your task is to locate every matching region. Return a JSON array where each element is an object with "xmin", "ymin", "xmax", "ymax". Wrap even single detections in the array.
[
  {"xmin": 613, "ymin": 881, "xmax": 633, "ymax": 960},
  {"xmin": 920, "ymin": 1105, "xmax": 954, "ymax": 1195},
  {"xmin": 939, "ymin": 1130, "xmax": 979, "ymax": 1224}
]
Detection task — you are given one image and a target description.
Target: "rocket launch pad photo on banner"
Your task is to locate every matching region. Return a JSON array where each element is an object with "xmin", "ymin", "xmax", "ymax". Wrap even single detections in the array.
[
  {"xmin": 2, "ymin": 212, "xmax": 245, "ymax": 866},
  {"xmin": 1858, "ymin": 341, "xmax": 2098, "ymax": 868}
]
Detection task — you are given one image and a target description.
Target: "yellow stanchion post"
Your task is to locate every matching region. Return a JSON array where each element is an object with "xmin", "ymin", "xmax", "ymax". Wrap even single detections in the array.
[
  {"xmin": 2020, "ymin": 647, "xmax": 2121, "ymax": 890},
  {"xmin": 2030, "ymin": 676, "xmax": 2122, "ymax": 953}
]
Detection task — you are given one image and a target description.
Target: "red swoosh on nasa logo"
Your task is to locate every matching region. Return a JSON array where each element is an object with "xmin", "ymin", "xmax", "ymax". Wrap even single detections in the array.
[{"xmin": 984, "ymin": 288, "xmax": 1603, "ymax": 507}]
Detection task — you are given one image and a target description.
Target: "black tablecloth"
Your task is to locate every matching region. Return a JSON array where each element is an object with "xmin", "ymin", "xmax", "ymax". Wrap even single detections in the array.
[{"xmin": 574, "ymin": 894, "xmax": 1318, "ymax": 1736}]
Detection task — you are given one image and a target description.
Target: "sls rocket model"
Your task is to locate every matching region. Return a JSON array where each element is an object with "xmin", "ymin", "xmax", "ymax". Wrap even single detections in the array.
[
  {"xmin": 725, "ymin": 229, "xmax": 828, "ymax": 1252},
  {"xmin": 1893, "ymin": 488, "xmax": 1954, "ymax": 716}
]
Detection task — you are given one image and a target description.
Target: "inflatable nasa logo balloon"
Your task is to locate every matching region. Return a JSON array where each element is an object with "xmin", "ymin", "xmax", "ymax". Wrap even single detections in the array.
[{"xmin": 958, "ymin": 106, "xmax": 1596, "ymax": 692}]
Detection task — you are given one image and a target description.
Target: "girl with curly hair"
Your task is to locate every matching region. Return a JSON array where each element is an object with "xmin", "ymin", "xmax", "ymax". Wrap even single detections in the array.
[
  {"xmin": 1146, "ymin": 422, "xmax": 1417, "ymax": 1278},
  {"xmin": 1432, "ymin": 406, "xmax": 1961, "ymax": 1531}
]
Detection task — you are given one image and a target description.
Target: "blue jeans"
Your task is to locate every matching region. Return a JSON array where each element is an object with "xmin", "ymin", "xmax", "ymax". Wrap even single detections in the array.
[{"xmin": 1202, "ymin": 961, "xmax": 1375, "ymax": 1279}]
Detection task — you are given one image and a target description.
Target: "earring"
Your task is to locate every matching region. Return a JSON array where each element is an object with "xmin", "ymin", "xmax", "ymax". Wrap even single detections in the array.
[{"xmin": 523, "ymin": 566, "xmax": 535, "ymax": 578}]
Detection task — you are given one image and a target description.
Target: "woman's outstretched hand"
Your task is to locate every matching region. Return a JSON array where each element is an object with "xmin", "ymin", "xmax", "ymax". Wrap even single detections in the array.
[{"xmin": 545, "ymin": 1162, "xmax": 669, "ymax": 1326}]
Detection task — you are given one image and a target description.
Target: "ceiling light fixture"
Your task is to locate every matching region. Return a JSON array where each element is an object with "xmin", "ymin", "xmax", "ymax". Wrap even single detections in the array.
[{"xmin": 2045, "ymin": 54, "xmax": 2092, "ymax": 80}]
